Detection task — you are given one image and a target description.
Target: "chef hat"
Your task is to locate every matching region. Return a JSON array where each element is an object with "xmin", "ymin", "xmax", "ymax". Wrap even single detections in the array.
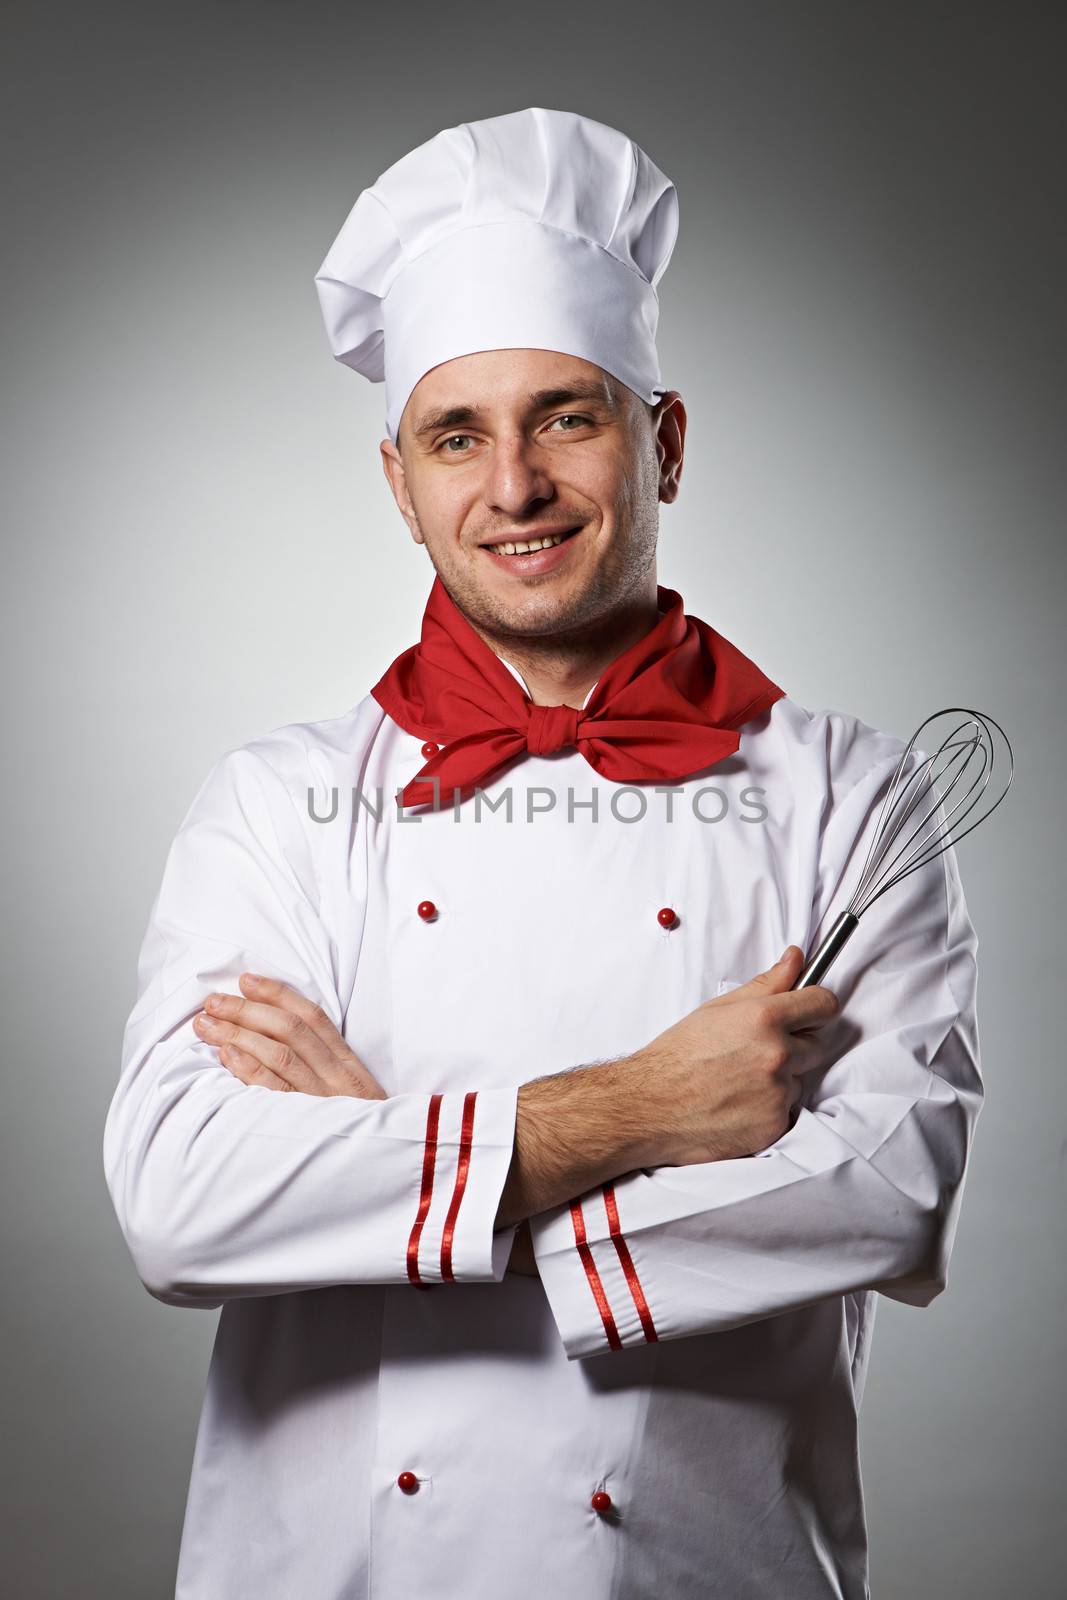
[{"xmin": 314, "ymin": 106, "xmax": 679, "ymax": 445}]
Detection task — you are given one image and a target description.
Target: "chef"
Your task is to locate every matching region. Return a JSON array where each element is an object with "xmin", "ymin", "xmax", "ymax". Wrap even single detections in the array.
[{"xmin": 103, "ymin": 107, "xmax": 983, "ymax": 1599}]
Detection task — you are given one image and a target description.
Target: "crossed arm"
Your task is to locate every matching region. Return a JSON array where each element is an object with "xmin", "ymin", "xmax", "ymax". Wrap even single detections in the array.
[
  {"xmin": 105, "ymin": 742, "xmax": 981, "ymax": 1359},
  {"xmin": 190, "ymin": 942, "xmax": 836, "ymax": 1279},
  {"xmin": 188, "ymin": 973, "xmax": 645, "ymax": 1278}
]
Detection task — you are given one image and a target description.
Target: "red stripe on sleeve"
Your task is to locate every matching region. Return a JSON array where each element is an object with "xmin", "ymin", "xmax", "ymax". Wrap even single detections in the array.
[
  {"xmin": 407, "ymin": 1093, "xmax": 443, "ymax": 1288},
  {"xmin": 440, "ymin": 1091, "xmax": 477, "ymax": 1281},
  {"xmin": 602, "ymin": 1182, "xmax": 658, "ymax": 1342},
  {"xmin": 569, "ymin": 1199, "xmax": 622, "ymax": 1351}
]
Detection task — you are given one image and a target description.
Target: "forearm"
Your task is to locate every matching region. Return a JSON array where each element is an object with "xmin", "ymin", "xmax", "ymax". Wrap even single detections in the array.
[{"xmin": 495, "ymin": 1054, "xmax": 654, "ymax": 1230}]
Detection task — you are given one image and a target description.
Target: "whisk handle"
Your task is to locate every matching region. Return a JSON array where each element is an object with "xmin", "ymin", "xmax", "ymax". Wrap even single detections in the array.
[{"xmin": 794, "ymin": 912, "xmax": 859, "ymax": 989}]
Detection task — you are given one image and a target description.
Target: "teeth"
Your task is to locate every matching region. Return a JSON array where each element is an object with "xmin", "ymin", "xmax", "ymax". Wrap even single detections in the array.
[{"xmin": 495, "ymin": 532, "xmax": 570, "ymax": 555}]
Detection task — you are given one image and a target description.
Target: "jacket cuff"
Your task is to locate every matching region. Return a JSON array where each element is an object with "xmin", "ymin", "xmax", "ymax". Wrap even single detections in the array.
[
  {"xmin": 405, "ymin": 1085, "xmax": 520, "ymax": 1285},
  {"xmin": 528, "ymin": 1186, "xmax": 658, "ymax": 1359}
]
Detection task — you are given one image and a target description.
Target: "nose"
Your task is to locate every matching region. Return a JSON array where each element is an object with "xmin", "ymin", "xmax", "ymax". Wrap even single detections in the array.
[{"xmin": 483, "ymin": 429, "xmax": 558, "ymax": 517}]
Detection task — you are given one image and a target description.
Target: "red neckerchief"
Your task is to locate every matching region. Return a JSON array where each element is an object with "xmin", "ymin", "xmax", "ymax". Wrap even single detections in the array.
[{"xmin": 371, "ymin": 574, "xmax": 785, "ymax": 809}]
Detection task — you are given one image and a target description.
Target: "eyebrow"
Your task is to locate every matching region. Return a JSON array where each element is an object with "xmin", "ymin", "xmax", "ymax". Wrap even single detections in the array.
[{"xmin": 411, "ymin": 380, "xmax": 618, "ymax": 442}]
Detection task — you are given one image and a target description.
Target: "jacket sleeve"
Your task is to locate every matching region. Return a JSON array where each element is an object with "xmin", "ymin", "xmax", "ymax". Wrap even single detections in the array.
[
  {"xmin": 102, "ymin": 740, "xmax": 519, "ymax": 1309},
  {"xmin": 527, "ymin": 746, "xmax": 983, "ymax": 1360}
]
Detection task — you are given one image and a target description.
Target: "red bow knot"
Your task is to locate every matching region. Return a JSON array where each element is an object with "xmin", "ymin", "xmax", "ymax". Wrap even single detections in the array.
[
  {"xmin": 527, "ymin": 703, "xmax": 581, "ymax": 757},
  {"xmin": 371, "ymin": 576, "xmax": 785, "ymax": 809}
]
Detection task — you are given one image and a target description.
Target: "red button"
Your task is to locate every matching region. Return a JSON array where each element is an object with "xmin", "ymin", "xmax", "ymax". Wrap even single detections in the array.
[
  {"xmin": 421, "ymin": 741, "xmax": 440, "ymax": 758},
  {"xmin": 591, "ymin": 1490, "xmax": 613, "ymax": 1513},
  {"xmin": 397, "ymin": 1471, "xmax": 419, "ymax": 1494},
  {"xmin": 417, "ymin": 900, "xmax": 437, "ymax": 921},
  {"xmin": 656, "ymin": 906, "xmax": 677, "ymax": 929}
]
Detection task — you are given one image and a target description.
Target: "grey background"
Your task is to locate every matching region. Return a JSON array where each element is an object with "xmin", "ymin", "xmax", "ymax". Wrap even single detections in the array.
[{"xmin": 2, "ymin": 2, "xmax": 1063, "ymax": 1595}]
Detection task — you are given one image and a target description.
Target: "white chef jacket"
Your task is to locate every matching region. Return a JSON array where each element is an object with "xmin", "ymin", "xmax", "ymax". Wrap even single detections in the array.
[{"xmin": 103, "ymin": 673, "xmax": 982, "ymax": 1600}]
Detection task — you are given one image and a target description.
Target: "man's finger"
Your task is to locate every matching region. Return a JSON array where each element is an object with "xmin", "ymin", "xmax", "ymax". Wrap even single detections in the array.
[
  {"xmin": 238, "ymin": 974, "xmax": 355, "ymax": 1064},
  {"xmin": 205, "ymin": 991, "xmax": 325, "ymax": 1052},
  {"xmin": 201, "ymin": 988, "xmax": 384, "ymax": 1095},
  {"xmin": 764, "ymin": 985, "xmax": 840, "ymax": 1032},
  {"xmin": 713, "ymin": 946, "xmax": 805, "ymax": 1005},
  {"xmin": 194, "ymin": 1010, "xmax": 325, "ymax": 1094},
  {"xmin": 195, "ymin": 987, "xmax": 388, "ymax": 1098},
  {"xmin": 711, "ymin": 948, "xmax": 838, "ymax": 1033},
  {"xmin": 785, "ymin": 1030, "xmax": 825, "ymax": 1077},
  {"xmin": 217, "ymin": 1043, "xmax": 292, "ymax": 1093},
  {"xmin": 237, "ymin": 975, "xmax": 388, "ymax": 1097},
  {"xmin": 201, "ymin": 993, "xmax": 338, "ymax": 1073}
]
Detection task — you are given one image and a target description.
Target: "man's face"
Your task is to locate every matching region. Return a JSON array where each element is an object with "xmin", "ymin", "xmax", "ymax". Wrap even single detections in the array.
[{"xmin": 380, "ymin": 349, "xmax": 685, "ymax": 641}]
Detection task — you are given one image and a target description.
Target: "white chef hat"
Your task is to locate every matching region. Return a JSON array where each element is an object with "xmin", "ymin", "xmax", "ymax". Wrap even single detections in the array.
[{"xmin": 314, "ymin": 106, "xmax": 679, "ymax": 445}]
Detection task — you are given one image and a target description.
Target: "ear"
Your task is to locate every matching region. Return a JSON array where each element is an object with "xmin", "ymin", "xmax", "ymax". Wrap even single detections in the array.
[
  {"xmin": 654, "ymin": 392, "xmax": 687, "ymax": 504},
  {"xmin": 380, "ymin": 439, "xmax": 425, "ymax": 546}
]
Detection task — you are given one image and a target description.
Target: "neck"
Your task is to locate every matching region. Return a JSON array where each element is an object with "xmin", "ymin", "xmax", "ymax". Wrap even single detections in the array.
[{"xmin": 469, "ymin": 582, "xmax": 663, "ymax": 708}]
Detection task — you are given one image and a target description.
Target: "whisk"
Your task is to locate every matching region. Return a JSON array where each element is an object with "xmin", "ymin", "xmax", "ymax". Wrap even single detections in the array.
[{"xmin": 794, "ymin": 707, "xmax": 1014, "ymax": 990}]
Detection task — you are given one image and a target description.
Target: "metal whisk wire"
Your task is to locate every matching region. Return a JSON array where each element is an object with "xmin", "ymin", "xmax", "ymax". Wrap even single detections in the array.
[{"xmin": 795, "ymin": 707, "xmax": 1013, "ymax": 989}]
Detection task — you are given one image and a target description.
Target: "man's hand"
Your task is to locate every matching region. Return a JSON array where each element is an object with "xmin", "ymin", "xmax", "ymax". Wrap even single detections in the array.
[
  {"xmin": 631, "ymin": 945, "xmax": 839, "ymax": 1166},
  {"xmin": 192, "ymin": 973, "xmax": 388, "ymax": 1098}
]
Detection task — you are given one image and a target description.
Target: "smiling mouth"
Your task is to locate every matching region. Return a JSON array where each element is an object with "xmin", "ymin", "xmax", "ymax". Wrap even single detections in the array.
[{"xmin": 482, "ymin": 527, "xmax": 582, "ymax": 557}]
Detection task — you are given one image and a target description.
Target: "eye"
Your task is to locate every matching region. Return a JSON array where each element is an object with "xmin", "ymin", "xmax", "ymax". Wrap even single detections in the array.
[
  {"xmin": 547, "ymin": 413, "xmax": 591, "ymax": 432},
  {"xmin": 438, "ymin": 434, "xmax": 474, "ymax": 453}
]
